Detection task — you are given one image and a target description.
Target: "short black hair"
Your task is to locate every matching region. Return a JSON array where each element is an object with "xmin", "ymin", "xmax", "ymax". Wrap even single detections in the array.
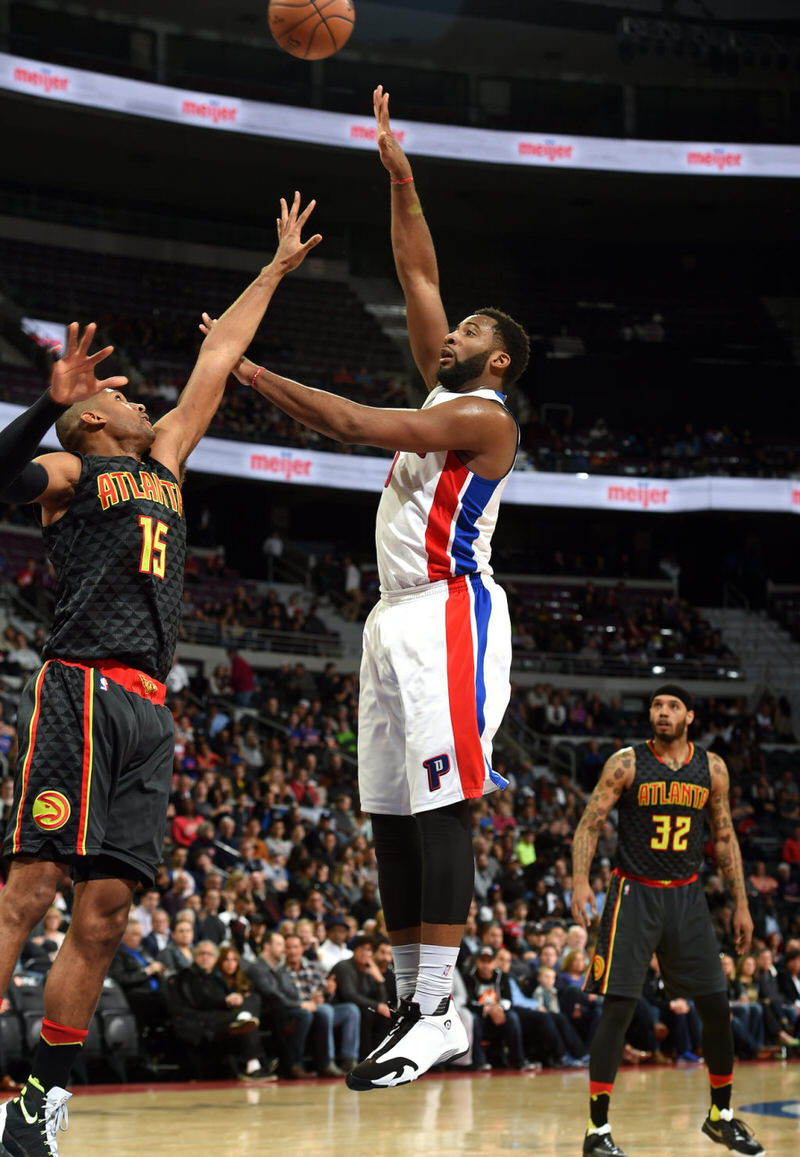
[
  {"xmin": 473, "ymin": 306, "xmax": 530, "ymax": 385},
  {"xmin": 55, "ymin": 402, "xmax": 89, "ymax": 452}
]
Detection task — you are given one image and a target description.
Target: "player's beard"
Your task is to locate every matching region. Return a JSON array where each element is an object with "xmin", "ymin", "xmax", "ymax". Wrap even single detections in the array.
[
  {"xmin": 438, "ymin": 349, "xmax": 492, "ymax": 391},
  {"xmin": 652, "ymin": 718, "xmax": 687, "ymax": 743}
]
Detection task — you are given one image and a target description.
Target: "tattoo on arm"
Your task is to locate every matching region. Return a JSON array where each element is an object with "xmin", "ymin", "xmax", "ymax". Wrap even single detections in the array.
[
  {"xmin": 571, "ymin": 752, "xmax": 631, "ymax": 880},
  {"xmin": 708, "ymin": 756, "xmax": 748, "ymax": 906}
]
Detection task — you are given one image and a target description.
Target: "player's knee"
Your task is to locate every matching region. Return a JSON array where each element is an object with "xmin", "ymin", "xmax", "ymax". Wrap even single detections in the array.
[{"xmin": 0, "ymin": 865, "xmax": 59, "ymax": 926}]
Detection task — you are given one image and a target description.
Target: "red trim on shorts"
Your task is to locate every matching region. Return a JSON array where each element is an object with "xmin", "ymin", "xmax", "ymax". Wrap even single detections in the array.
[
  {"xmin": 445, "ymin": 576, "xmax": 485, "ymax": 797},
  {"xmin": 76, "ymin": 667, "xmax": 95, "ymax": 857},
  {"xmin": 614, "ymin": 867, "xmax": 698, "ymax": 889},
  {"xmin": 425, "ymin": 452, "xmax": 469, "ymax": 580},
  {"xmin": 56, "ymin": 659, "xmax": 166, "ymax": 705},
  {"xmin": 589, "ymin": 1081, "xmax": 615, "ymax": 1097},
  {"xmin": 12, "ymin": 661, "xmax": 51, "ymax": 853},
  {"xmin": 708, "ymin": 1072, "xmax": 733, "ymax": 1089},
  {"xmin": 41, "ymin": 1018, "xmax": 89, "ymax": 1046}
]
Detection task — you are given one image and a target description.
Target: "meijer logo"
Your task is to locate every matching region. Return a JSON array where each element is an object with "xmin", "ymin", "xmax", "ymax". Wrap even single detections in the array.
[
  {"xmin": 351, "ymin": 125, "xmax": 405, "ymax": 143},
  {"xmin": 687, "ymin": 148, "xmax": 742, "ymax": 172},
  {"xmin": 181, "ymin": 99, "xmax": 238, "ymax": 125},
  {"xmin": 250, "ymin": 452, "xmax": 312, "ymax": 480},
  {"xmin": 607, "ymin": 482, "xmax": 670, "ymax": 510},
  {"xmin": 13, "ymin": 67, "xmax": 69, "ymax": 94},
  {"xmin": 518, "ymin": 139, "xmax": 573, "ymax": 162}
]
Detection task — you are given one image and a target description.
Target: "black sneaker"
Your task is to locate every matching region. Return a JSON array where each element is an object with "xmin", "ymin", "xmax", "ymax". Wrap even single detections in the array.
[
  {"xmin": 0, "ymin": 1076, "xmax": 72, "ymax": 1156},
  {"xmin": 583, "ymin": 1128, "xmax": 628, "ymax": 1156},
  {"xmin": 701, "ymin": 1113, "xmax": 764, "ymax": 1156}
]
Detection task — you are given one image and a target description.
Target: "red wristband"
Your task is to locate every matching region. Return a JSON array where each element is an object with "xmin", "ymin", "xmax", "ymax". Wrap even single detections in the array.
[
  {"xmin": 250, "ymin": 366, "xmax": 264, "ymax": 388},
  {"xmin": 390, "ymin": 175, "xmax": 414, "ymax": 186}
]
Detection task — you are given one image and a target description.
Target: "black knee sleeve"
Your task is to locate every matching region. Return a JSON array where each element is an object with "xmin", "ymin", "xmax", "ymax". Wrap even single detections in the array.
[
  {"xmin": 694, "ymin": 991, "xmax": 735, "ymax": 1077},
  {"xmin": 371, "ymin": 813, "xmax": 423, "ymax": 932},
  {"xmin": 418, "ymin": 800, "xmax": 474, "ymax": 926},
  {"xmin": 589, "ymin": 994, "xmax": 639, "ymax": 1084}
]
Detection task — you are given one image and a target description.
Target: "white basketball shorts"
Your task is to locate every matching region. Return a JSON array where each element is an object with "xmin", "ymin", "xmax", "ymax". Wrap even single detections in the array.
[{"xmin": 357, "ymin": 573, "xmax": 511, "ymax": 816}]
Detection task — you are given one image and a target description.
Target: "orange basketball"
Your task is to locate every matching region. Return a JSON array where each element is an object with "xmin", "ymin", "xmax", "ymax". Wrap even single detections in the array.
[{"xmin": 269, "ymin": 0, "xmax": 355, "ymax": 61}]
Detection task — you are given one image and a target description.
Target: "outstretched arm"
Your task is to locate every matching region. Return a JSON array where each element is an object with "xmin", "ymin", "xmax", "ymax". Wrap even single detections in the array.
[
  {"xmin": 152, "ymin": 193, "xmax": 321, "ymax": 477},
  {"xmin": 374, "ymin": 86, "xmax": 448, "ymax": 391},
  {"xmin": 0, "ymin": 322, "xmax": 127, "ymax": 511},
  {"xmin": 707, "ymin": 752, "xmax": 753, "ymax": 953},
  {"xmin": 570, "ymin": 748, "xmax": 635, "ymax": 926},
  {"xmin": 212, "ymin": 355, "xmax": 513, "ymax": 456}
]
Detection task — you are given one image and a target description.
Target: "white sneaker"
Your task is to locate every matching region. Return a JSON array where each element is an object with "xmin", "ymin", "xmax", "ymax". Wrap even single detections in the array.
[{"xmin": 346, "ymin": 997, "xmax": 468, "ymax": 1091}]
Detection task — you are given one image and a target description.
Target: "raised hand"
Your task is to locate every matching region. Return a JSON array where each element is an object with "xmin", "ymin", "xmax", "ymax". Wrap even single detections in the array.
[
  {"xmin": 273, "ymin": 191, "xmax": 322, "ymax": 274},
  {"xmin": 373, "ymin": 85, "xmax": 412, "ymax": 180},
  {"xmin": 49, "ymin": 322, "xmax": 128, "ymax": 405}
]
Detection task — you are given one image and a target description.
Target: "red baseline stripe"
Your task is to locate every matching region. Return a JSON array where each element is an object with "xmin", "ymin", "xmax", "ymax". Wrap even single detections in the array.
[
  {"xmin": 12, "ymin": 661, "xmax": 50, "ymax": 853},
  {"xmin": 425, "ymin": 452, "xmax": 469, "ymax": 580},
  {"xmin": 445, "ymin": 577, "xmax": 485, "ymax": 798}
]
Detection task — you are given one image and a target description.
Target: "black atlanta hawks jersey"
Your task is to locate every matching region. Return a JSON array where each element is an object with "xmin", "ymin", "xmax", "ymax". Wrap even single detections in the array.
[
  {"xmin": 615, "ymin": 741, "xmax": 711, "ymax": 881},
  {"xmin": 42, "ymin": 453, "xmax": 186, "ymax": 682}
]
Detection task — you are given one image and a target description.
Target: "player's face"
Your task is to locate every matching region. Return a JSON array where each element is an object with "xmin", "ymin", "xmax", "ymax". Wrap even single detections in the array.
[
  {"xmin": 649, "ymin": 696, "xmax": 694, "ymax": 742},
  {"xmin": 96, "ymin": 389, "xmax": 156, "ymax": 451},
  {"xmin": 438, "ymin": 314, "xmax": 500, "ymax": 391}
]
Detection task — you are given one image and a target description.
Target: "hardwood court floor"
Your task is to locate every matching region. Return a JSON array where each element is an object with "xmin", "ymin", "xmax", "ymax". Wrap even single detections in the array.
[{"xmin": 27, "ymin": 1060, "xmax": 800, "ymax": 1156}]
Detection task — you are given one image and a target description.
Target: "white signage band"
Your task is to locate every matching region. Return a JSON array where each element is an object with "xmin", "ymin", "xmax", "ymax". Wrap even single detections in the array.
[
  {"xmin": 3, "ymin": 52, "xmax": 800, "ymax": 179},
  {"xmin": 1, "ymin": 402, "xmax": 796, "ymax": 514}
]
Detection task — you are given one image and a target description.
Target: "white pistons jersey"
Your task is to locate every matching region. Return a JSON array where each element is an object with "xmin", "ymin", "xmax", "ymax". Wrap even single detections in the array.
[
  {"xmin": 358, "ymin": 384, "xmax": 517, "ymax": 817},
  {"xmin": 375, "ymin": 386, "xmax": 517, "ymax": 593}
]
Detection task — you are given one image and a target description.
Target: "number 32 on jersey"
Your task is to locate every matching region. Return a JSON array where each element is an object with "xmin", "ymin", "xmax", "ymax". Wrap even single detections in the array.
[{"xmin": 650, "ymin": 813, "xmax": 691, "ymax": 852}]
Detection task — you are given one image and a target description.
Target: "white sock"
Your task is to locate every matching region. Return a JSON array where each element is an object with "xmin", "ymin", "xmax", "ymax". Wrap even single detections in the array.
[
  {"xmin": 413, "ymin": 944, "xmax": 459, "ymax": 1015},
  {"xmin": 391, "ymin": 942, "xmax": 420, "ymax": 1001},
  {"xmin": 246, "ymin": 1058, "xmax": 260, "ymax": 1074}
]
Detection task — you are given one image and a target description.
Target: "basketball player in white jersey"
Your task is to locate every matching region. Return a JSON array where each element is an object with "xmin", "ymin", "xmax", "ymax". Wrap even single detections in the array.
[{"xmin": 211, "ymin": 87, "xmax": 529, "ymax": 1089}]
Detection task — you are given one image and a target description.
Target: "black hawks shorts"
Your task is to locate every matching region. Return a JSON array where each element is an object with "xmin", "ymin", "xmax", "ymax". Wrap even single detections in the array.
[
  {"xmin": 4, "ymin": 658, "xmax": 173, "ymax": 884},
  {"xmin": 584, "ymin": 869, "xmax": 726, "ymax": 1000}
]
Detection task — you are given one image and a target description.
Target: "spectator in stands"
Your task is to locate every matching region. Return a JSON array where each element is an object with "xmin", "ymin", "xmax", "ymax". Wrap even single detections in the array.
[
  {"xmin": 131, "ymin": 888, "xmax": 162, "ymax": 939},
  {"xmin": 108, "ymin": 919, "xmax": 168, "ymax": 1034},
  {"xmin": 142, "ymin": 909, "xmax": 172, "ymax": 959},
  {"xmin": 318, "ymin": 915, "xmax": 353, "ymax": 972},
  {"xmin": 228, "ymin": 647, "xmax": 255, "ymax": 707},
  {"xmin": 245, "ymin": 931, "xmax": 315, "ymax": 1078},
  {"xmin": 331, "ymin": 935, "xmax": 391, "ymax": 1058},
  {"xmin": 166, "ymin": 654, "xmax": 191, "ymax": 698},
  {"xmin": 283, "ymin": 932, "xmax": 359, "ymax": 1076},
  {"xmin": 465, "ymin": 947, "xmax": 530, "ymax": 1071},
  {"xmin": 173, "ymin": 941, "xmax": 272, "ymax": 1080},
  {"xmin": 157, "ymin": 917, "xmax": 196, "ymax": 974}
]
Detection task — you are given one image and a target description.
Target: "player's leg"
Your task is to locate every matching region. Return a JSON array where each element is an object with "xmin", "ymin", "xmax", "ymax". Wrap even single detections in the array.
[
  {"xmin": 0, "ymin": 857, "xmax": 67, "ymax": 995},
  {"xmin": 0, "ymin": 872, "xmax": 135, "ymax": 1157},
  {"xmin": 357, "ymin": 600, "xmax": 421, "ymax": 999},
  {"xmin": 583, "ymin": 877, "xmax": 662, "ymax": 1156},
  {"xmin": 658, "ymin": 887, "xmax": 764, "ymax": 1156},
  {"xmin": 347, "ymin": 586, "xmax": 479, "ymax": 1090}
]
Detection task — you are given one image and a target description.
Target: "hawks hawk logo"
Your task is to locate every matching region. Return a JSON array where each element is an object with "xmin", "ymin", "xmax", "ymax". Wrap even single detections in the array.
[
  {"xmin": 138, "ymin": 673, "xmax": 159, "ymax": 697},
  {"xmin": 592, "ymin": 955, "xmax": 606, "ymax": 981},
  {"xmin": 32, "ymin": 791, "xmax": 71, "ymax": 831}
]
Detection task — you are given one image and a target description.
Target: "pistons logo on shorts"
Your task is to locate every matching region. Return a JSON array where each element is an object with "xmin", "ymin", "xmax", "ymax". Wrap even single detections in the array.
[
  {"xmin": 592, "ymin": 955, "xmax": 606, "ymax": 981},
  {"xmin": 32, "ymin": 790, "xmax": 72, "ymax": 831}
]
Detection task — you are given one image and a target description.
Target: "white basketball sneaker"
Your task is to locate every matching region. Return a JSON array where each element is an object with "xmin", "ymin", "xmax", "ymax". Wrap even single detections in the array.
[{"xmin": 346, "ymin": 997, "xmax": 469, "ymax": 1091}]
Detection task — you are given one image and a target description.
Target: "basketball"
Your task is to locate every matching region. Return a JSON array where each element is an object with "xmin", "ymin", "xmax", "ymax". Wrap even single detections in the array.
[{"xmin": 269, "ymin": 0, "xmax": 355, "ymax": 61}]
